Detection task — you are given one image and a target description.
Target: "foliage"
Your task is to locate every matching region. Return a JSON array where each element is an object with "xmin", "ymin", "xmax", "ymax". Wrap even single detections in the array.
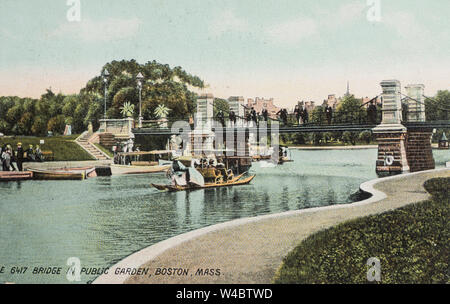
[
  {"xmin": 154, "ymin": 104, "xmax": 170, "ymax": 119},
  {"xmin": 358, "ymin": 130, "xmax": 373, "ymax": 144},
  {"xmin": 274, "ymin": 177, "xmax": 450, "ymax": 284},
  {"xmin": 120, "ymin": 102, "xmax": 135, "ymax": 118},
  {"xmin": 310, "ymin": 106, "xmax": 325, "ymax": 125},
  {"xmin": 0, "ymin": 59, "xmax": 203, "ymax": 136},
  {"xmin": 334, "ymin": 95, "xmax": 367, "ymax": 124},
  {"xmin": 82, "ymin": 59, "xmax": 204, "ymax": 120},
  {"xmin": 213, "ymin": 98, "xmax": 230, "ymax": 117},
  {"xmin": 342, "ymin": 131, "xmax": 358, "ymax": 145},
  {"xmin": 425, "ymin": 90, "xmax": 450, "ymax": 121},
  {"xmin": 47, "ymin": 115, "xmax": 66, "ymax": 134}
]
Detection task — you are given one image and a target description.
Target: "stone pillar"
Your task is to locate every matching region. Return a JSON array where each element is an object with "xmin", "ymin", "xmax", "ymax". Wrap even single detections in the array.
[
  {"xmin": 404, "ymin": 84, "xmax": 434, "ymax": 172},
  {"xmin": 380, "ymin": 79, "xmax": 403, "ymax": 125},
  {"xmin": 196, "ymin": 94, "xmax": 214, "ymax": 131},
  {"xmin": 405, "ymin": 128, "xmax": 435, "ymax": 172},
  {"xmin": 373, "ymin": 80, "xmax": 409, "ymax": 175},
  {"xmin": 405, "ymin": 84, "xmax": 425, "ymax": 122}
]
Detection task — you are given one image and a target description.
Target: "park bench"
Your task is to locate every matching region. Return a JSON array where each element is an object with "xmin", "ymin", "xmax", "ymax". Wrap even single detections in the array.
[{"xmin": 41, "ymin": 151, "xmax": 54, "ymax": 161}]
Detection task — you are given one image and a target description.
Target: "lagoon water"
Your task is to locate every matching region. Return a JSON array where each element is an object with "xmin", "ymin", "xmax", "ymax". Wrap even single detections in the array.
[{"xmin": 0, "ymin": 149, "xmax": 448, "ymax": 283}]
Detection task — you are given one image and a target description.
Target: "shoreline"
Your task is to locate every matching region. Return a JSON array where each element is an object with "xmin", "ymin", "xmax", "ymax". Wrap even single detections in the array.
[
  {"xmin": 93, "ymin": 167, "xmax": 450, "ymax": 284},
  {"xmin": 288, "ymin": 145, "xmax": 377, "ymax": 150}
]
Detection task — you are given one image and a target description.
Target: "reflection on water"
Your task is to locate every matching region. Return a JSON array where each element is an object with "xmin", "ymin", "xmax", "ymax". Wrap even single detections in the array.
[{"xmin": 0, "ymin": 149, "xmax": 447, "ymax": 283}]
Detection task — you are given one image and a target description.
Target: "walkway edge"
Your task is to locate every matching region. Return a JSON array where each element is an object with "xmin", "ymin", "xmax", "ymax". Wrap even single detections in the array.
[{"xmin": 93, "ymin": 167, "xmax": 449, "ymax": 284}]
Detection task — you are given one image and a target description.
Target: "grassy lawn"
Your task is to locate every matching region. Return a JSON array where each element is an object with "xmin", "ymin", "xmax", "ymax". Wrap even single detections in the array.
[
  {"xmin": 93, "ymin": 143, "xmax": 114, "ymax": 158},
  {"xmin": 273, "ymin": 177, "xmax": 449, "ymax": 284},
  {"xmin": 0, "ymin": 135, "xmax": 94, "ymax": 161}
]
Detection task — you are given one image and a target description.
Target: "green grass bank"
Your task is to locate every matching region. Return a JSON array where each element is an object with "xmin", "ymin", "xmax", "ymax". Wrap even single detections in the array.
[
  {"xmin": 0, "ymin": 135, "xmax": 94, "ymax": 161},
  {"xmin": 274, "ymin": 177, "xmax": 450, "ymax": 284}
]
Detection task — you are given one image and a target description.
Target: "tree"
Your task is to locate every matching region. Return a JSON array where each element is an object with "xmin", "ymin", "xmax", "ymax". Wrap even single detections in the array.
[
  {"xmin": 17, "ymin": 112, "xmax": 34, "ymax": 135},
  {"xmin": 0, "ymin": 119, "xmax": 10, "ymax": 134},
  {"xmin": 82, "ymin": 60, "xmax": 204, "ymax": 120},
  {"xmin": 342, "ymin": 131, "xmax": 358, "ymax": 145},
  {"xmin": 358, "ymin": 130, "xmax": 373, "ymax": 144},
  {"xmin": 47, "ymin": 115, "xmax": 66, "ymax": 135},
  {"xmin": 334, "ymin": 95, "xmax": 366, "ymax": 124},
  {"xmin": 213, "ymin": 98, "xmax": 230, "ymax": 117},
  {"xmin": 425, "ymin": 90, "xmax": 450, "ymax": 121},
  {"xmin": 310, "ymin": 106, "xmax": 326, "ymax": 125},
  {"xmin": 31, "ymin": 117, "xmax": 47, "ymax": 136}
]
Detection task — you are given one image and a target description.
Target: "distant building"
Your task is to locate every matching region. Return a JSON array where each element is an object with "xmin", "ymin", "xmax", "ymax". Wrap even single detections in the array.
[
  {"xmin": 322, "ymin": 94, "xmax": 340, "ymax": 109},
  {"xmin": 246, "ymin": 97, "xmax": 281, "ymax": 119},
  {"xmin": 298, "ymin": 100, "xmax": 316, "ymax": 113},
  {"xmin": 361, "ymin": 96, "xmax": 383, "ymax": 108}
]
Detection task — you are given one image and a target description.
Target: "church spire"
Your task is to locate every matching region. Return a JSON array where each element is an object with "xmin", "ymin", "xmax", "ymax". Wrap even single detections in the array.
[{"xmin": 346, "ymin": 81, "xmax": 350, "ymax": 96}]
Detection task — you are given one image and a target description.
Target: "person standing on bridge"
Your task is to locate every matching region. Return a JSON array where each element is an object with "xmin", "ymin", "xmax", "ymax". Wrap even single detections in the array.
[
  {"xmin": 294, "ymin": 105, "xmax": 301, "ymax": 125},
  {"xmin": 367, "ymin": 101, "xmax": 377, "ymax": 124},
  {"xmin": 229, "ymin": 110, "xmax": 236, "ymax": 127},
  {"xmin": 251, "ymin": 107, "xmax": 258, "ymax": 127},
  {"xmin": 277, "ymin": 109, "xmax": 288, "ymax": 126},
  {"xmin": 245, "ymin": 111, "xmax": 252, "ymax": 127},
  {"xmin": 262, "ymin": 109, "xmax": 268, "ymax": 122},
  {"xmin": 301, "ymin": 107, "xmax": 308, "ymax": 125},
  {"xmin": 325, "ymin": 105, "xmax": 333, "ymax": 125},
  {"xmin": 216, "ymin": 110, "xmax": 225, "ymax": 128}
]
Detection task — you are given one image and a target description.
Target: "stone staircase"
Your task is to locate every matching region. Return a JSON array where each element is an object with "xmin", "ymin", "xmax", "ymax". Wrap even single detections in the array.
[{"xmin": 76, "ymin": 132, "xmax": 111, "ymax": 161}]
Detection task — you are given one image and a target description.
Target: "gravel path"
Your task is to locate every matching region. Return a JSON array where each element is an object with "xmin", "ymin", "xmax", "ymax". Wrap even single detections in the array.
[{"xmin": 94, "ymin": 168, "xmax": 450, "ymax": 284}]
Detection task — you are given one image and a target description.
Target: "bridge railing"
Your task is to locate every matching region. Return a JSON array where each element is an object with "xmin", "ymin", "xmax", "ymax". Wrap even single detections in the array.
[{"xmin": 134, "ymin": 108, "xmax": 447, "ymax": 130}]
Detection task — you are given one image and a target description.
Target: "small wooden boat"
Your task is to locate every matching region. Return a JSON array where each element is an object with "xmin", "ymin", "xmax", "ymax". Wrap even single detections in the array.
[
  {"xmin": 54, "ymin": 166, "xmax": 112, "ymax": 177},
  {"xmin": 30, "ymin": 169, "xmax": 85, "ymax": 181},
  {"xmin": 111, "ymin": 164, "xmax": 171, "ymax": 175},
  {"xmin": 151, "ymin": 173, "xmax": 255, "ymax": 192},
  {"xmin": 278, "ymin": 157, "xmax": 294, "ymax": 164},
  {"xmin": 252, "ymin": 155, "xmax": 272, "ymax": 161},
  {"xmin": 0, "ymin": 171, "xmax": 33, "ymax": 182}
]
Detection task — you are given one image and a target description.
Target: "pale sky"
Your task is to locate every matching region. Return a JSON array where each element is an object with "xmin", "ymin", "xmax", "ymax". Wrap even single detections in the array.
[{"xmin": 0, "ymin": 0, "xmax": 449, "ymax": 107}]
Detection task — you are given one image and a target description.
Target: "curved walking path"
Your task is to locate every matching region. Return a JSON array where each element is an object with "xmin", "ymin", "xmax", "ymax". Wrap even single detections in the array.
[{"xmin": 94, "ymin": 168, "xmax": 450, "ymax": 284}]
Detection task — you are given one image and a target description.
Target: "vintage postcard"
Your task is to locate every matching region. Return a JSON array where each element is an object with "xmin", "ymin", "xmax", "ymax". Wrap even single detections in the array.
[{"xmin": 0, "ymin": 0, "xmax": 449, "ymax": 295}]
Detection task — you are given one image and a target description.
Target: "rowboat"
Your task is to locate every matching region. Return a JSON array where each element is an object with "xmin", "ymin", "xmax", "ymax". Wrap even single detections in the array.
[
  {"xmin": 29, "ymin": 169, "xmax": 85, "ymax": 181},
  {"xmin": 151, "ymin": 173, "xmax": 255, "ymax": 192},
  {"xmin": 111, "ymin": 164, "xmax": 171, "ymax": 175},
  {"xmin": 54, "ymin": 166, "xmax": 112, "ymax": 177},
  {"xmin": 0, "ymin": 171, "xmax": 33, "ymax": 182}
]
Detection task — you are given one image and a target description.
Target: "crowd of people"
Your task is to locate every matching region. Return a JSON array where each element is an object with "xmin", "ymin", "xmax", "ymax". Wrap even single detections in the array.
[
  {"xmin": 215, "ymin": 102, "xmax": 378, "ymax": 127},
  {"xmin": 0, "ymin": 143, "xmax": 43, "ymax": 171}
]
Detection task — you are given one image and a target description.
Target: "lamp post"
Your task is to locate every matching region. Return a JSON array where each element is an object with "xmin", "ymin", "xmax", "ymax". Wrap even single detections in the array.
[
  {"xmin": 102, "ymin": 68, "xmax": 109, "ymax": 119},
  {"xmin": 136, "ymin": 72, "xmax": 144, "ymax": 128}
]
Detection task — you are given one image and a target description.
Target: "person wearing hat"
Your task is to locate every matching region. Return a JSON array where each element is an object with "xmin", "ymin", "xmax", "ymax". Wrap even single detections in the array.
[
  {"xmin": 35, "ymin": 145, "xmax": 43, "ymax": 162},
  {"xmin": 26, "ymin": 144, "xmax": 35, "ymax": 162},
  {"xmin": 16, "ymin": 142, "xmax": 24, "ymax": 171}
]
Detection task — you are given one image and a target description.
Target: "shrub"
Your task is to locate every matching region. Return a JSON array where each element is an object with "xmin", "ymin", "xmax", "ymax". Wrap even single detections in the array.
[{"xmin": 274, "ymin": 177, "xmax": 450, "ymax": 284}]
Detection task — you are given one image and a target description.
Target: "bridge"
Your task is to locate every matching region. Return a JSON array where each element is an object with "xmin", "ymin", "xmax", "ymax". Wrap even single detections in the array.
[
  {"xmin": 102, "ymin": 79, "xmax": 449, "ymax": 176},
  {"xmin": 133, "ymin": 121, "xmax": 450, "ymax": 136}
]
